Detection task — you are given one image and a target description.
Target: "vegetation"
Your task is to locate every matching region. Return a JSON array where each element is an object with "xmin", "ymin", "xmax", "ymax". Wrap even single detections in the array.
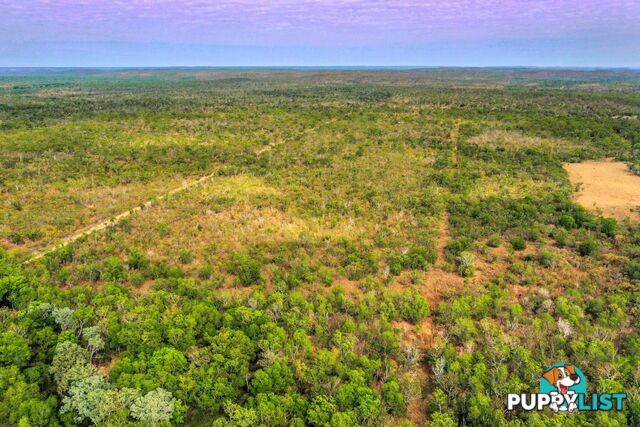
[{"xmin": 0, "ymin": 68, "xmax": 639, "ymax": 425}]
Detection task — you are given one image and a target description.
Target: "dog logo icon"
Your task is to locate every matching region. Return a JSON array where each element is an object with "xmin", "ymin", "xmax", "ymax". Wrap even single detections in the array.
[{"xmin": 540, "ymin": 363, "xmax": 587, "ymax": 412}]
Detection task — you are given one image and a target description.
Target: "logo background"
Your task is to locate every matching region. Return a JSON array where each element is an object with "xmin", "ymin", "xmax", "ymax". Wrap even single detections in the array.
[{"xmin": 539, "ymin": 363, "xmax": 587, "ymax": 395}]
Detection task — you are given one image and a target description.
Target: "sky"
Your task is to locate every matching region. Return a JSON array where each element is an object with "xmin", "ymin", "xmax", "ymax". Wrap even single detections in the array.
[{"xmin": 0, "ymin": 0, "xmax": 639, "ymax": 67}]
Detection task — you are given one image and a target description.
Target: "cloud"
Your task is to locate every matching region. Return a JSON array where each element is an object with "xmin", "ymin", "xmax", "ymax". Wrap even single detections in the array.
[{"xmin": 1, "ymin": 0, "xmax": 638, "ymax": 45}]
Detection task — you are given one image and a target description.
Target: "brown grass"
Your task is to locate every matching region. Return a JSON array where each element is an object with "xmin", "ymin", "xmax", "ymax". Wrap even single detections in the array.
[{"xmin": 468, "ymin": 130, "xmax": 577, "ymax": 152}]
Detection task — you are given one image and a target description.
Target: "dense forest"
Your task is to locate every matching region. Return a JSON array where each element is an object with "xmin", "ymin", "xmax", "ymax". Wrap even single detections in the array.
[{"xmin": 1, "ymin": 68, "xmax": 639, "ymax": 426}]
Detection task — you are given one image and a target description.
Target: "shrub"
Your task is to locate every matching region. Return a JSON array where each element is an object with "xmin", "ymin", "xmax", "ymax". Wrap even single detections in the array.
[
  {"xmin": 388, "ymin": 246, "xmax": 437, "ymax": 275},
  {"xmin": 538, "ymin": 249, "xmax": 557, "ymax": 268},
  {"xmin": 446, "ymin": 237, "xmax": 473, "ymax": 257},
  {"xmin": 57, "ymin": 268, "xmax": 70, "ymax": 286},
  {"xmin": 600, "ymin": 218, "xmax": 617, "ymax": 238},
  {"xmin": 624, "ymin": 259, "xmax": 640, "ymax": 280},
  {"xmin": 586, "ymin": 298, "xmax": 606, "ymax": 318},
  {"xmin": 177, "ymin": 250, "xmax": 194, "ymax": 265},
  {"xmin": 147, "ymin": 261, "xmax": 169, "ymax": 279},
  {"xmin": 286, "ymin": 258, "xmax": 315, "ymax": 288},
  {"xmin": 198, "ymin": 264, "xmax": 212, "ymax": 280},
  {"xmin": 571, "ymin": 206, "xmax": 591, "ymax": 228},
  {"xmin": 578, "ymin": 238, "xmax": 598, "ymax": 257},
  {"xmin": 127, "ymin": 247, "xmax": 149, "ymax": 270},
  {"xmin": 166, "ymin": 265, "xmax": 185, "ymax": 278},
  {"xmin": 229, "ymin": 253, "xmax": 263, "ymax": 286},
  {"xmin": 554, "ymin": 228, "xmax": 568, "ymax": 248},
  {"xmin": 340, "ymin": 240, "xmax": 378, "ymax": 280},
  {"xmin": 559, "ymin": 214, "xmax": 576, "ymax": 229},
  {"xmin": 524, "ymin": 226, "xmax": 540, "ymax": 242},
  {"xmin": 510, "ymin": 237, "xmax": 526, "ymax": 251},
  {"xmin": 486, "ymin": 234, "xmax": 500, "ymax": 248},
  {"xmin": 452, "ymin": 317, "xmax": 477, "ymax": 342},
  {"xmin": 53, "ymin": 246, "xmax": 74, "ymax": 264},
  {"xmin": 129, "ymin": 271, "xmax": 145, "ymax": 288},
  {"xmin": 77, "ymin": 263, "xmax": 101, "ymax": 283},
  {"xmin": 8, "ymin": 232, "xmax": 24, "ymax": 245},
  {"xmin": 456, "ymin": 251, "xmax": 475, "ymax": 277},
  {"xmin": 431, "ymin": 413, "xmax": 457, "ymax": 427},
  {"xmin": 317, "ymin": 266, "xmax": 334, "ymax": 286},
  {"xmin": 118, "ymin": 219, "xmax": 132, "ymax": 233},
  {"xmin": 405, "ymin": 246, "xmax": 437, "ymax": 269},
  {"xmin": 103, "ymin": 256, "xmax": 126, "ymax": 283},
  {"xmin": 157, "ymin": 222, "xmax": 170, "ymax": 236},
  {"xmin": 26, "ymin": 229, "xmax": 42, "ymax": 241},
  {"xmin": 359, "ymin": 276, "xmax": 378, "ymax": 292},
  {"xmin": 395, "ymin": 291, "xmax": 430, "ymax": 324},
  {"xmin": 382, "ymin": 380, "xmax": 406, "ymax": 416},
  {"xmin": 388, "ymin": 255, "xmax": 404, "ymax": 276}
]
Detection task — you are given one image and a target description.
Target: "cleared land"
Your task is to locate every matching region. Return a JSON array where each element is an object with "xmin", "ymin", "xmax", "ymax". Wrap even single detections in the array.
[{"xmin": 565, "ymin": 159, "xmax": 640, "ymax": 221}]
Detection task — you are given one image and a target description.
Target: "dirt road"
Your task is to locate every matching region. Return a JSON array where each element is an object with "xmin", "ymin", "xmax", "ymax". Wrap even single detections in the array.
[{"xmin": 24, "ymin": 172, "xmax": 219, "ymax": 264}]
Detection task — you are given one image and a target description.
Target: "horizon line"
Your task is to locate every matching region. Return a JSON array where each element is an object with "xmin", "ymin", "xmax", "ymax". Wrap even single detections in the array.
[{"xmin": 2, "ymin": 65, "xmax": 640, "ymax": 71}]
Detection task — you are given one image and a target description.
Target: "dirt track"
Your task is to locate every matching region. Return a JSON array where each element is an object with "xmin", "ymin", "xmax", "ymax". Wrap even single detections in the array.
[
  {"xmin": 24, "ymin": 173, "xmax": 219, "ymax": 264},
  {"xmin": 564, "ymin": 159, "xmax": 640, "ymax": 221},
  {"xmin": 26, "ymin": 118, "xmax": 339, "ymax": 263}
]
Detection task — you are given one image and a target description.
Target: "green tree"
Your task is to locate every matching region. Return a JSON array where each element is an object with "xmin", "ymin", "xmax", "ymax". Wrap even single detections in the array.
[
  {"xmin": 51, "ymin": 307, "xmax": 76, "ymax": 332},
  {"xmin": 103, "ymin": 256, "xmax": 126, "ymax": 283},
  {"xmin": 213, "ymin": 401, "xmax": 258, "ymax": 427},
  {"xmin": 0, "ymin": 332, "xmax": 31, "ymax": 367},
  {"xmin": 600, "ymin": 218, "xmax": 617, "ymax": 238},
  {"xmin": 51, "ymin": 342, "xmax": 96, "ymax": 394},
  {"xmin": 250, "ymin": 362, "xmax": 295, "ymax": 395},
  {"xmin": 130, "ymin": 388, "xmax": 178, "ymax": 425},
  {"xmin": 382, "ymin": 379, "xmax": 406, "ymax": 416},
  {"xmin": 229, "ymin": 254, "xmax": 263, "ymax": 286},
  {"xmin": 307, "ymin": 395, "xmax": 337, "ymax": 426},
  {"xmin": 127, "ymin": 247, "xmax": 149, "ymax": 270},
  {"xmin": 61, "ymin": 375, "xmax": 116, "ymax": 424},
  {"xmin": 82, "ymin": 326, "xmax": 105, "ymax": 360},
  {"xmin": 0, "ymin": 366, "xmax": 56, "ymax": 426},
  {"xmin": 430, "ymin": 412, "xmax": 457, "ymax": 427},
  {"xmin": 578, "ymin": 237, "xmax": 598, "ymax": 256}
]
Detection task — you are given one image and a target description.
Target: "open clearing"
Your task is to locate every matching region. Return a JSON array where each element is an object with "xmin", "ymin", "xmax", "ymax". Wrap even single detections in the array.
[{"xmin": 565, "ymin": 159, "xmax": 640, "ymax": 221}]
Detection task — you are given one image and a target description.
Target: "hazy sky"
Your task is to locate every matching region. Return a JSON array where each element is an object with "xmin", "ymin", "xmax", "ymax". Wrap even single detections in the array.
[{"xmin": 1, "ymin": 0, "xmax": 639, "ymax": 67}]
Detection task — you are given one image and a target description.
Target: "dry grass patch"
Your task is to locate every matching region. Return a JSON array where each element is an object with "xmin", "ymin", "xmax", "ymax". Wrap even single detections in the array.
[
  {"xmin": 565, "ymin": 159, "xmax": 640, "ymax": 221},
  {"xmin": 467, "ymin": 175, "xmax": 558, "ymax": 200},
  {"xmin": 1, "ymin": 175, "xmax": 189, "ymax": 252},
  {"xmin": 468, "ymin": 130, "xmax": 578, "ymax": 153},
  {"xmin": 81, "ymin": 174, "xmax": 374, "ymax": 266}
]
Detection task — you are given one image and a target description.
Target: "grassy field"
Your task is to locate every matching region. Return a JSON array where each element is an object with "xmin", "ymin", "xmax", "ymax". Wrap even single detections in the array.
[{"xmin": 1, "ymin": 68, "xmax": 639, "ymax": 426}]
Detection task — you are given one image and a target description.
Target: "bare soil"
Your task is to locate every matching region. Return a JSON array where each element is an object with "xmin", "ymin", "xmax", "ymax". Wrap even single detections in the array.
[{"xmin": 564, "ymin": 159, "xmax": 640, "ymax": 221}]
